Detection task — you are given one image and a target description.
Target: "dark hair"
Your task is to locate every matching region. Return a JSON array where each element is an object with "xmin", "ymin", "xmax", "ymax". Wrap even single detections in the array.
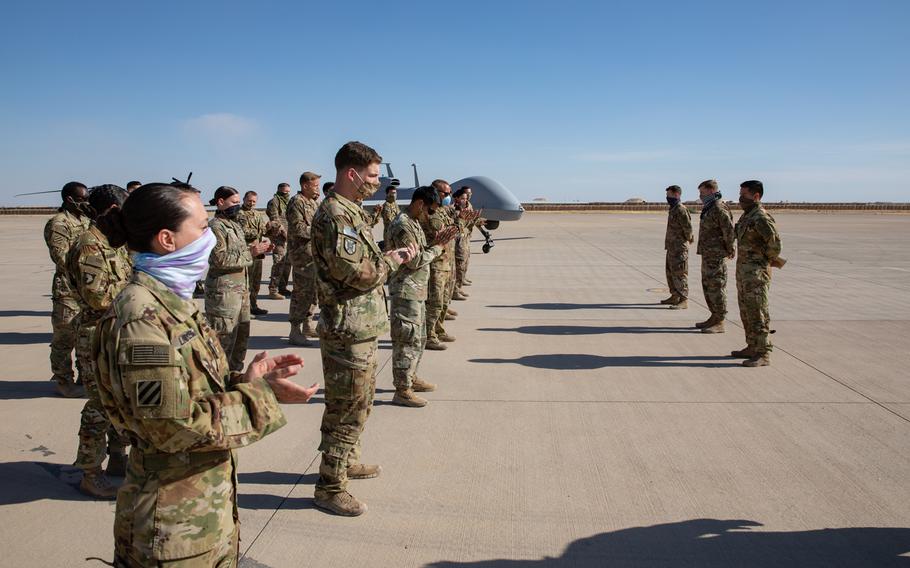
[
  {"xmin": 277, "ymin": 183, "xmax": 290, "ymax": 192},
  {"xmin": 698, "ymin": 179, "xmax": 718, "ymax": 191},
  {"xmin": 665, "ymin": 185, "xmax": 682, "ymax": 193},
  {"xmin": 61, "ymin": 181, "xmax": 87, "ymax": 201},
  {"xmin": 334, "ymin": 141, "xmax": 382, "ymax": 171},
  {"xmin": 209, "ymin": 186, "xmax": 239, "ymax": 206},
  {"xmin": 740, "ymin": 180, "xmax": 764, "ymax": 197},
  {"xmin": 243, "ymin": 190, "xmax": 258, "ymax": 199},
  {"xmin": 101, "ymin": 183, "xmax": 199, "ymax": 251},
  {"xmin": 411, "ymin": 186, "xmax": 439, "ymax": 206},
  {"xmin": 323, "ymin": 181, "xmax": 335, "ymax": 195},
  {"xmin": 431, "ymin": 179, "xmax": 449, "ymax": 193},
  {"xmin": 88, "ymin": 184, "xmax": 127, "ymax": 217},
  {"xmin": 385, "ymin": 185, "xmax": 397, "ymax": 194},
  {"xmin": 453, "ymin": 187, "xmax": 468, "ymax": 199},
  {"xmin": 126, "ymin": 181, "xmax": 142, "ymax": 190}
]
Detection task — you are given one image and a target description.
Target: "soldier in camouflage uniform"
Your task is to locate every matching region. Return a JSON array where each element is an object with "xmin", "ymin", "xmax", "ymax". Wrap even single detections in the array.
[
  {"xmin": 422, "ymin": 180, "xmax": 459, "ymax": 350},
  {"xmin": 695, "ymin": 179, "xmax": 735, "ymax": 333},
  {"xmin": 311, "ymin": 142, "xmax": 416, "ymax": 516},
  {"xmin": 452, "ymin": 187, "xmax": 482, "ymax": 300},
  {"xmin": 286, "ymin": 172, "xmax": 321, "ymax": 345},
  {"xmin": 733, "ymin": 180, "xmax": 785, "ymax": 367},
  {"xmin": 206, "ymin": 187, "xmax": 272, "ymax": 374},
  {"xmin": 237, "ymin": 191, "xmax": 270, "ymax": 316},
  {"xmin": 266, "ymin": 183, "xmax": 292, "ymax": 298},
  {"xmin": 661, "ymin": 185, "xmax": 693, "ymax": 309},
  {"xmin": 386, "ymin": 187, "xmax": 458, "ymax": 407},
  {"xmin": 374, "ymin": 186, "xmax": 401, "ymax": 248},
  {"xmin": 44, "ymin": 181, "xmax": 91, "ymax": 397},
  {"xmin": 93, "ymin": 183, "xmax": 317, "ymax": 567},
  {"xmin": 66, "ymin": 184, "xmax": 132, "ymax": 499}
]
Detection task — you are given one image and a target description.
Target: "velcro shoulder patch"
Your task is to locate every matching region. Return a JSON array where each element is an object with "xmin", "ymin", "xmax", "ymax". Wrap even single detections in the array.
[
  {"xmin": 135, "ymin": 380, "xmax": 163, "ymax": 406},
  {"xmin": 120, "ymin": 340, "xmax": 176, "ymax": 366}
]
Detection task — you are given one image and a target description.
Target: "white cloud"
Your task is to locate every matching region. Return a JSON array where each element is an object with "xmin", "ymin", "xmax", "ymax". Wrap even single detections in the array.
[{"xmin": 182, "ymin": 113, "xmax": 259, "ymax": 140}]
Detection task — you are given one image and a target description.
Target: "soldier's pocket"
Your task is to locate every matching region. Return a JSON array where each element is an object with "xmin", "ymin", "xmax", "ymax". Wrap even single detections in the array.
[{"xmin": 391, "ymin": 315, "xmax": 419, "ymax": 343}]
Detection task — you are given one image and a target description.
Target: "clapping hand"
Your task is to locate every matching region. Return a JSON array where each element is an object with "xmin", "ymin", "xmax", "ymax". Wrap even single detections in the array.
[{"xmin": 242, "ymin": 352, "xmax": 319, "ymax": 403}]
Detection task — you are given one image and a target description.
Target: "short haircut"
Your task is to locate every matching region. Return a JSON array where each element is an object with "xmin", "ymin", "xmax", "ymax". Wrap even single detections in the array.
[
  {"xmin": 453, "ymin": 187, "xmax": 468, "ymax": 199},
  {"xmin": 126, "ymin": 181, "xmax": 142, "ymax": 190},
  {"xmin": 665, "ymin": 185, "xmax": 682, "ymax": 193},
  {"xmin": 411, "ymin": 186, "xmax": 439, "ymax": 206},
  {"xmin": 243, "ymin": 190, "xmax": 257, "ymax": 199},
  {"xmin": 431, "ymin": 179, "xmax": 450, "ymax": 193},
  {"xmin": 698, "ymin": 179, "xmax": 718, "ymax": 191},
  {"xmin": 385, "ymin": 185, "xmax": 397, "ymax": 194},
  {"xmin": 277, "ymin": 182, "xmax": 291, "ymax": 191},
  {"xmin": 88, "ymin": 184, "xmax": 128, "ymax": 218},
  {"xmin": 740, "ymin": 180, "xmax": 764, "ymax": 197},
  {"xmin": 61, "ymin": 181, "xmax": 87, "ymax": 201},
  {"xmin": 209, "ymin": 186, "xmax": 239, "ymax": 206},
  {"xmin": 323, "ymin": 181, "xmax": 335, "ymax": 195},
  {"xmin": 334, "ymin": 141, "xmax": 382, "ymax": 171}
]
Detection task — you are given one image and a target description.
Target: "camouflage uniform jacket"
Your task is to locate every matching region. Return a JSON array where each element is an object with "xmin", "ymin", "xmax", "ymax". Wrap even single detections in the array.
[
  {"xmin": 286, "ymin": 193, "xmax": 318, "ymax": 265},
  {"xmin": 208, "ymin": 215, "xmax": 252, "ymax": 279},
  {"xmin": 236, "ymin": 207, "xmax": 268, "ymax": 245},
  {"xmin": 387, "ymin": 211, "xmax": 443, "ymax": 301},
  {"xmin": 66, "ymin": 224, "xmax": 132, "ymax": 325},
  {"xmin": 665, "ymin": 203, "xmax": 693, "ymax": 251},
  {"xmin": 44, "ymin": 208, "xmax": 90, "ymax": 299},
  {"xmin": 735, "ymin": 205, "xmax": 782, "ymax": 270},
  {"xmin": 380, "ymin": 200, "xmax": 401, "ymax": 243},
  {"xmin": 265, "ymin": 193, "xmax": 290, "ymax": 242},
  {"xmin": 421, "ymin": 206, "xmax": 456, "ymax": 270},
  {"xmin": 312, "ymin": 192, "xmax": 398, "ymax": 341},
  {"xmin": 93, "ymin": 270, "xmax": 286, "ymax": 561},
  {"xmin": 697, "ymin": 199, "xmax": 735, "ymax": 258}
]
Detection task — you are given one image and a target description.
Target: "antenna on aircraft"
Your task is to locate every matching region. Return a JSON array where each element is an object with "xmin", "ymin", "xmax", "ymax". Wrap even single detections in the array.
[{"xmin": 411, "ymin": 163, "xmax": 420, "ymax": 187}]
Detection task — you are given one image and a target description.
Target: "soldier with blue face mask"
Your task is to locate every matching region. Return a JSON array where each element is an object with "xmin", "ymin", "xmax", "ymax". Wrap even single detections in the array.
[
  {"xmin": 93, "ymin": 183, "xmax": 318, "ymax": 567},
  {"xmin": 661, "ymin": 184, "xmax": 693, "ymax": 309}
]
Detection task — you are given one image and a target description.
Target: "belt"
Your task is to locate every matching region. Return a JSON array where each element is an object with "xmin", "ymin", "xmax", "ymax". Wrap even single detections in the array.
[{"xmin": 141, "ymin": 450, "xmax": 231, "ymax": 471}]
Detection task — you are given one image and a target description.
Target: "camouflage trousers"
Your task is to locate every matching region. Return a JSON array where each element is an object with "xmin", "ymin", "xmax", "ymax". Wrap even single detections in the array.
[
  {"xmin": 74, "ymin": 321, "xmax": 127, "ymax": 470},
  {"xmin": 114, "ymin": 520, "xmax": 239, "ymax": 567},
  {"xmin": 665, "ymin": 247, "xmax": 689, "ymax": 299},
  {"xmin": 316, "ymin": 336, "xmax": 378, "ymax": 494},
  {"xmin": 390, "ymin": 297, "xmax": 426, "ymax": 391},
  {"xmin": 425, "ymin": 266, "xmax": 451, "ymax": 341},
  {"xmin": 455, "ymin": 249, "xmax": 468, "ymax": 289},
  {"xmin": 247, "ymin": 257, "xmax": 263, "ymax": 308},
  {"xmin": 700, "ymin": 255, "xmax": 729, "ymax": 318},
  {"xmin": 205, "ymin": 274, "xmax": 250, "ymax": 373},
  {"xmin": 50, "ymin": 294, "xmax": 81, "ymax": 381},
  {"xmin": 736, "ymin": 265, "xmax": 773, "ymax": 354},
  {"xmin": 289, "ymin": 260, "xmax": 317, "ymax": 325},
  {"xmin": 268, "ymin": 242, "xmax": 291, "ymax": 293}
]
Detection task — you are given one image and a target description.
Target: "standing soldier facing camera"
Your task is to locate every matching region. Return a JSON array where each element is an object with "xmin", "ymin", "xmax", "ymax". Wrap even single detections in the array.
[
  {"xmin": 266, "ymin": 183, "xmax": 293, "ymax": 299},
  {"xmin": 695, "ymin": 179, "xmax": 735, "ymax": 333},
  {"xmin": 286, "ymin": 171, "xmax": 322, "ymax": 345},
  {"xmin": 661, "ymin": 185, "xmax": 693, "ymax": 309},
  {"xmin": 310, "ymin": 141, "xmax": 416, "ymax": 516},
  {"xmin": 237, "ymin": 190, "xmax": 270, "ymax": 316}
]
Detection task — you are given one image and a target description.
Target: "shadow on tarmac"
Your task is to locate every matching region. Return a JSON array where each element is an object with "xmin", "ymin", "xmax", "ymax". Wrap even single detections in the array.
[
  {"xmin": 479, "ymin": 325, "xmax": 698, "ymax": 335},
  {"xmin": 0, "ymin": 332, "xmax": 53, "ymax": 345},
  {"xmin": 0, "ymin": 310, "xmax": 52, "ymax": 317},
  {"xmin": 424, "ymin": 518, "xmax": 910, "ymax": 567},
  {"xmin": 237, "ymin": 494, "xmax": 317, "ymax": 510},
  {"xmin": 0, "ymin": 462, "xmax": 93, "ymax": 504},
  {"xmin": 238, "ymin": 471, "xmax": 319, "ymax": 485},
  {"xmin": 470, "ymin": 354, "xmax": 741, "ymax": 370},
  {"xmin": 0, "ymin": 380, "xmax": 61, "ymax": 399},
  {"xmin": 487, "ymin": 303, "xmax": 666, "ymax": 310}
]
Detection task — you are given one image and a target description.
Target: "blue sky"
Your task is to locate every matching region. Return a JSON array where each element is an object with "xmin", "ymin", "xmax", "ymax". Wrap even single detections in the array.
[{"xmin": 1, "ymin": 0, "xmax": 908, "ymax": 205}]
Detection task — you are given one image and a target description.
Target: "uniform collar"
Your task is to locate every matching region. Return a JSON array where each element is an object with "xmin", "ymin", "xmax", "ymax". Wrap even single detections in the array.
[{"xmin": 131, "ymin": 270, "xmax": 198, "ymax": 323}]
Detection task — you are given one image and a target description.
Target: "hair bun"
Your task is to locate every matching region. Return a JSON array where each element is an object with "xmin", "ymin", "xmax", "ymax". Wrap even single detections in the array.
[{"xmin": 99, "ymin": 208, "xmax": 129, "ymax": 248}]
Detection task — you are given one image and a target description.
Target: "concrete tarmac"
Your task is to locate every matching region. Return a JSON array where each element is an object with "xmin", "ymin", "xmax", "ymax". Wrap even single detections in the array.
[{"xmin": 0, "ymin": 211, "xmax": 908, "ymax": 567}]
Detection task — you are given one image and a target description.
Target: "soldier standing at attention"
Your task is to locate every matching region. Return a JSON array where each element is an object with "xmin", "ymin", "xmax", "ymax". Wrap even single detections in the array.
[
  {"xmin": 45, "ymin": 181, "xmax": 91, "ymax": 397},
  {"xmin": 422, "ymin": 180, "xmax": 458, "ymax": 349},
  {"xmin": 93, "ymin": 183, "xmax": 318, "ymax": 567},
  {"xmin": 386, "ymin": 186, "xmax": 458, "ymax": 407},
  {"xmin": 206, "ymin": 186, "xmax": 273, "ymax": 375},
  {"xmin": 661, "ymin": 185, "xmax": 693, "ymax": 309},
  {"xmin": 67, "ymin": 184, "xmax": 132, "ymax": 499},
  {"xmin": 694, "ymin": 179, "xmax": 735, "ymax": 333},
  {"xmin": 733, "ymin": 180, "xmax": 785, "ymax": 367},
  {"xmin": 286, "ymin": 171, "xmax": 322, "ymax": 346},
  {"xmin": 452, "ymin": 187, "xmax": 480, "ymax": 301},
  {"xmin": 377, "ymin": 185, "xmax": 401, "ymax": 247},
  {"xmin": 311, "ymin": 141, "xmax": 416, "ymax": 516},
  {"xmin": 237, "ymin": 190, "xmax": 270, "ymax": 316},
  {"xmin": 266, "ymin": 182, "xmax": 292, "ymax": 299}
]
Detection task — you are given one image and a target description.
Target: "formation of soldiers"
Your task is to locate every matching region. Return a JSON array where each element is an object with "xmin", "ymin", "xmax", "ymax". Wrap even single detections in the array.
[
  {"xmin": 41, "ymin": 142, "xmax": 783, "ymax": 566},
  {"xmin": 661, "ymin": 179, "xmax": 785, "ymax": 367}
]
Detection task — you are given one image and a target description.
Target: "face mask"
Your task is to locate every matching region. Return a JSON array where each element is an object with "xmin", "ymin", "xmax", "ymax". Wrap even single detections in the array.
[
  {"xmin": 222, "ymin": 204, "xmax": 241, "ymax": 218},
  {"xmin": 132, "ymin": 228, "xmax": 217, "ymax": 299},
  {"xmin": 666, "ymin": 196, "xmax": 679, "ymax": 207},
  {"xmin": 353, "ymin": 170, "xmax": 380, "ymax": 200},
  {"xmin": 386, "ymin": 194, "xmax": 396, "ymax": 203},
  {"xmin": 242, "ymin": 203, "xmax": 254, "ymax": 211},
  {"xmin": 441, "ymin": 195, "xmax": 452, "ymax": 206},
  {"xmin": 739, "ymin": 195, "xmax": 756, "ymax": 211},
  {"xmin": 701, "ymin": 190, "xmax": 722, "ymax": 204}
]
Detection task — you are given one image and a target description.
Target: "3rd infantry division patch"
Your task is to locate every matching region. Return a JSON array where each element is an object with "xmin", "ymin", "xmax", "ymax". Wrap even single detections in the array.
[{"xmin": 136, "ymin": 380, "xmax": 162, "ymax": 407}]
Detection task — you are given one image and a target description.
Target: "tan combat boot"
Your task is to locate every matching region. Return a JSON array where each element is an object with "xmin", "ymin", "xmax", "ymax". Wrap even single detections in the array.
[
  {"xmin": 268, "ymin": 290, "xmax": 285, "ymax": 300},
  {"xmin": 730, "ymin": 346, "xmax": 756, "ymax": 358},
  {"xmin": 314, "ymin": 490, "xmax": 367, "ymax": 516},
  {"xmin": 304, "ymin": 320, "xmax": 319, "ymax": 338},
  {"xmin": 347, "ymin": 463, "xmax": 382, "ymax": 479},
  {"xmin": 412, "ymin": 378, "xmax": 437, "ymax": 392},
  {"xmin": 462, "ymin": 279, "xmax": 472, "ymax": 286},
  {"xmin": 695, "ymin": 315, "xmax": 716, "ymax": 329},
  {"xmin": 425, "ymin": 338, "xmax": 447, "ymax": 351},
  {"xmin": 669, "ymin": 299, "xmax": 688, "ymax": 310},
  {"xmin": 447, "ymin": 308, "xmax": 459, "ymax": 317},
  {"xmin": 53, "ymin": 376, "xmax": 82, "ymax": 398},
  {"xmin": 743, "ymin": 353, "xmax": 770, "ymax": 367},
  {"xmin": 79, "ymin": 468, "xmax": 118, "ymax": 500},
  {"xmin": 453, "ymin": 289, "xmax": 468, "ymax": 300},
  {"xmin": 439, "ymin": 333, "xmax": 456, "ymax": 342},
  {"xmin": 288, "ymin": 323, "xmax": 311, "ymax": 346},
  {"xmin": 660, "ymin": 295, "xmax": 679, "ymax": 305},
  {"xmin": 392, "ymin": 389, "xmax": 427, "ymax": 407},
  {"xmin": 106, "ymin": 452, "xmax": 127, "ymax": 477},
  {"xmin": 702, "ymin": 317, "xmax": 725, "ymax": 334},
  {"xmin": 444, "ymin": 312, "xmax": 456, "ymax": 321}
]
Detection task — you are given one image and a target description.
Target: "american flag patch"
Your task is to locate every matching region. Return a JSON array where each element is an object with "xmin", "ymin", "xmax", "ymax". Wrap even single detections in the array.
[
  {"xmin": 131, "ymin": 344, "xmax": 171, "ymax": 365},
  {"xmin": 136, "ymin": 380, "xmax": 162, "ymax": 407}
]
